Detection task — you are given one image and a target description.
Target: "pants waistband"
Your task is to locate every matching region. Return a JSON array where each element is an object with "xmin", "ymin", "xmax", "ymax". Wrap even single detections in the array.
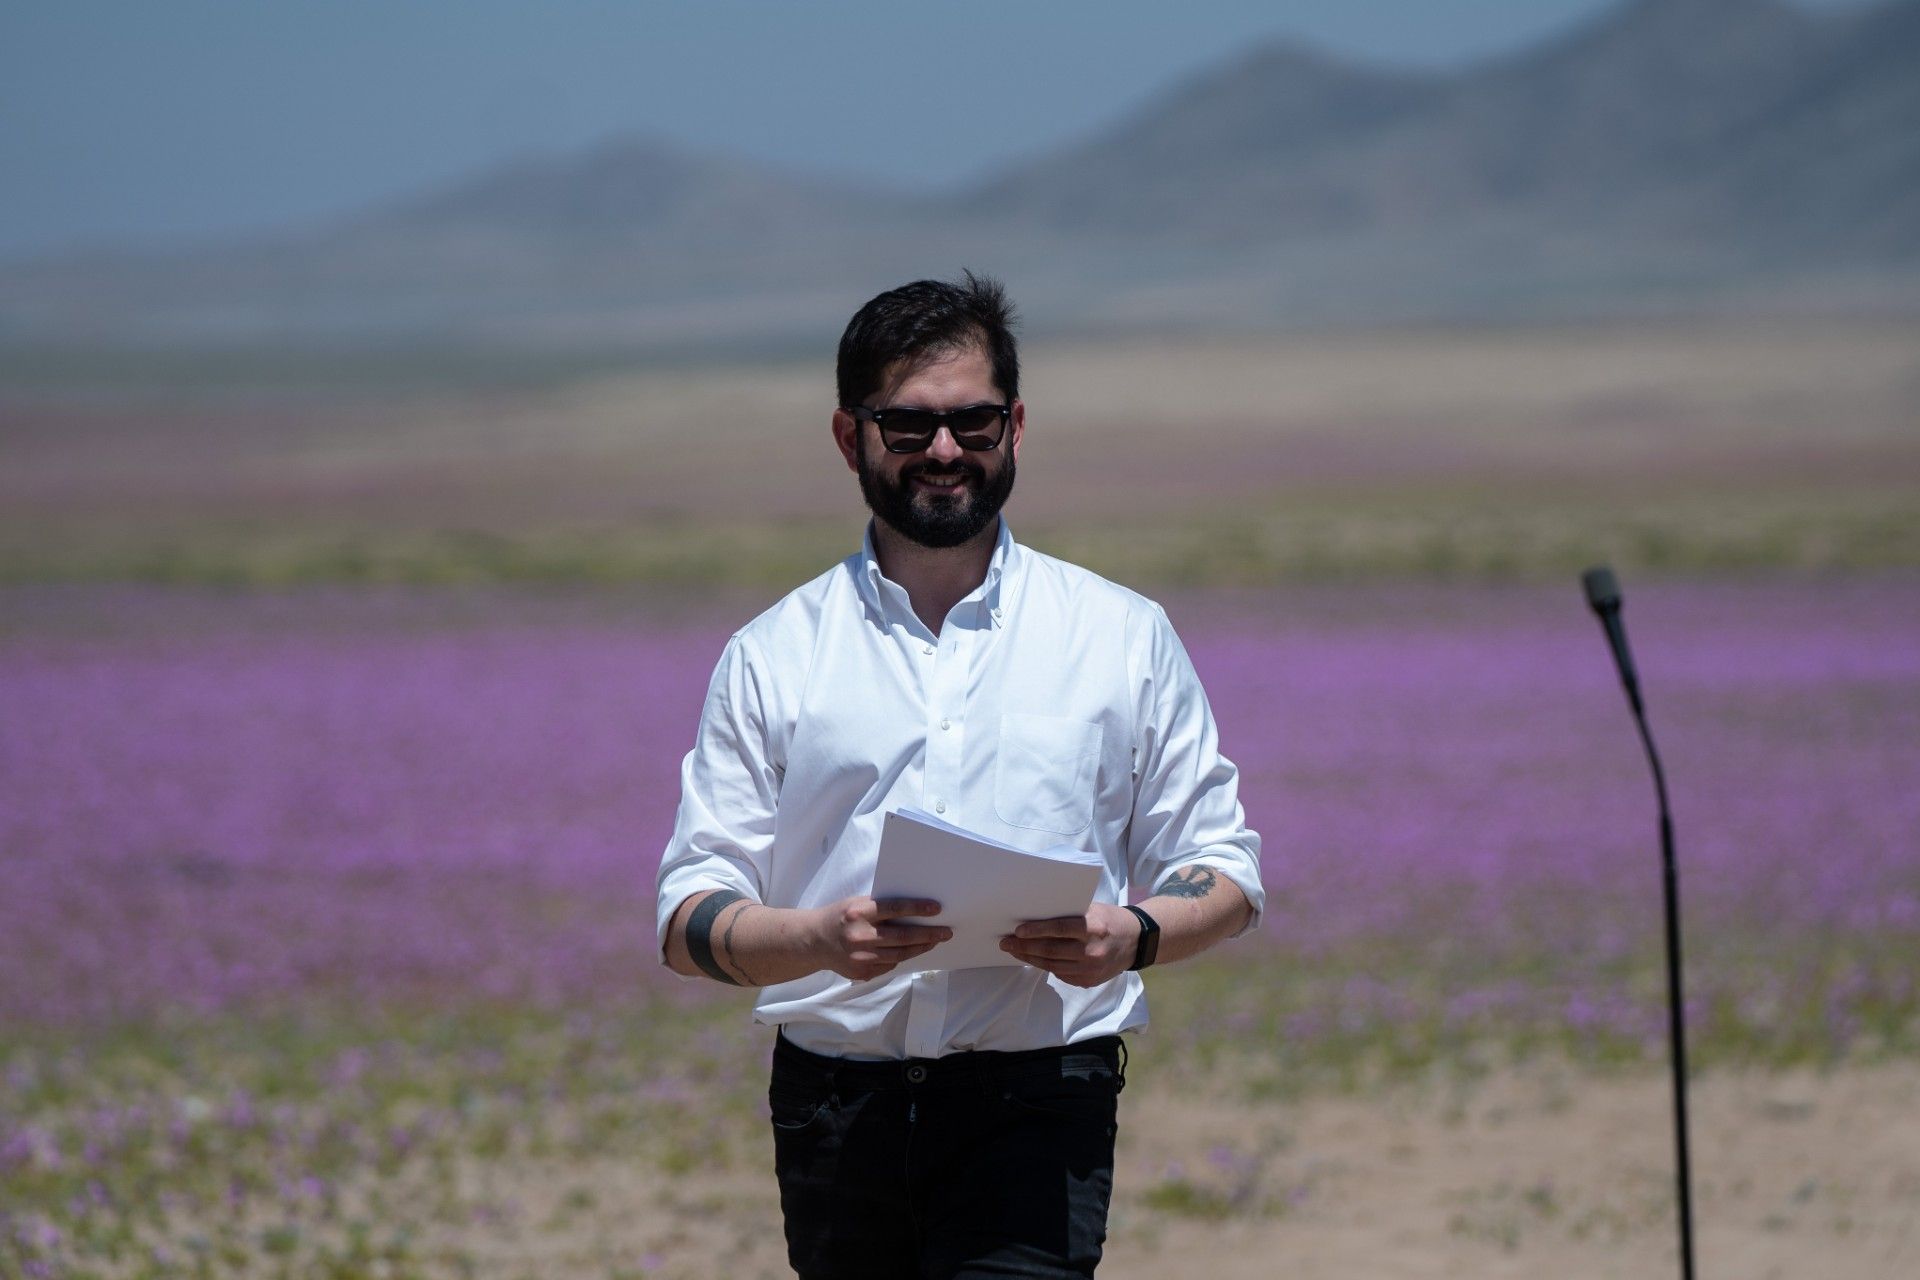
[{"xmin": 773, "ymin": 1028, "xmax": 1126, "ymax": 1090}]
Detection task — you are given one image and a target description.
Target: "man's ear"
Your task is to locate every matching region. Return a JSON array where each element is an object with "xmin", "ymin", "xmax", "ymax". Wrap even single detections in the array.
[
  {"xmin": 832, "ymin": 408, "xmax": 860, "ymax": 473},
  {"xmin": 1009, "ymin": 399, "xmax": 1025, "ymax": 463}
]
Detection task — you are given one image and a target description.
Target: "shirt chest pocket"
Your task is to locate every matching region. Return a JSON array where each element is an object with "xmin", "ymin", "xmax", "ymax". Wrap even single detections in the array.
[{"xmin": 993, "ymin": 713, "xmax": 1103, "ymax": 836}]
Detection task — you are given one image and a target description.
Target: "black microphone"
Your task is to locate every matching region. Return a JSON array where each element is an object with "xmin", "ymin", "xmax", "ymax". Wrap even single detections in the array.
[
  {"xmin": 1580, "ymin": 564, "xmax": 1695, "ymax": 1280},
  {"xmin": 1582, "ymin": 566, "xmax": 1642, "ymax": 716}
]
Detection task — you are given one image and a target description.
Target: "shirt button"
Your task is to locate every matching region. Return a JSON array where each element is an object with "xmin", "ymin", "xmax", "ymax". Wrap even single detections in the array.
[
  {"xmin": 923, "ymin": 644, "xmax": 936, "ymax": 655},
  {"xmin": 934, "ymin": 800, "xmax": 947, "ymax": 814},
  {"xmin": 940, "ymin": 718, "xmax": 951, "ymax": 731}
]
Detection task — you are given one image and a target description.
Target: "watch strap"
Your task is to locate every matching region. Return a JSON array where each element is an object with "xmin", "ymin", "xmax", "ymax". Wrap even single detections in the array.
[{"xmin": 1124, "ymin": 904, "xmax": 1161, "ymax": 971}]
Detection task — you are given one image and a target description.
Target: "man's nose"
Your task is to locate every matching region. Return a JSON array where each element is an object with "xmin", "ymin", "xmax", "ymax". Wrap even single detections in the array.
[{"xmin": 925, "ymin": 425, "xmax": 964, "ymax": 464}]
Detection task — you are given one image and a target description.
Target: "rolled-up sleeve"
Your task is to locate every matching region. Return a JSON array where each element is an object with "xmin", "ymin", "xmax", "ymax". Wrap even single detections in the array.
[
  {"xmin": 654, "ymin": 634, "xmax": 781, "ymax": 967},
  {"xmin": 1125, "ymin": 603, "xmax": 1265, "ymax": 935}
]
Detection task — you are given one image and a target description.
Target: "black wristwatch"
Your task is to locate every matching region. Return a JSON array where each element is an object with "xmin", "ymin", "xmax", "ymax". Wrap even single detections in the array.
[{"xmin": 1124, "ymin": 904, "xmax": 1160, "ymax": 971}]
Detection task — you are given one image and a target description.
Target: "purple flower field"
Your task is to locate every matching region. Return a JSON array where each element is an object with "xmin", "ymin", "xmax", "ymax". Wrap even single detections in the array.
[
  {"xmin": 2, "ymin": 576, "xmax": 1918, "ymax": 1276},
  {"xmin": 2, "ymin": 578, "xmax": 1917, "ymax": 1047}
]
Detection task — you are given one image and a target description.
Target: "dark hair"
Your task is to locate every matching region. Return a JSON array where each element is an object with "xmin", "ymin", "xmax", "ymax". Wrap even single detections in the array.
[{"xmin": 836, "ymin": 270, "xmax": 1020, "ymax": 409}]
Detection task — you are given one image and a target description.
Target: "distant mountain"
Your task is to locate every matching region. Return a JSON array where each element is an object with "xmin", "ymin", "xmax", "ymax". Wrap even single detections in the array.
[
  {"xmin": 970, "ymin": 0, "xmax": 1895, "ymax": 247},
  {"xmin": 4, "ymin": 0, "xmax": 1915, "ymax": 347},
  {"xmin": 357, "ymin": 136, "xmax": 915, "ymax": 244},
  {"xmin": 962, "ymin": 40, "xmax": 1446, "ymax": 236},
  {"xmin": 1655, "ymin": 0, "xmax": 1920, "ymax": 256}
]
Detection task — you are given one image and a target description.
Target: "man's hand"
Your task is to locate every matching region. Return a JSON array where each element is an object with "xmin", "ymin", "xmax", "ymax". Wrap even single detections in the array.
[
  {"xmin": 998, "ymin": 903, "xmax": 1142, "ymax": 988},
  {"xmin": 813, "ymin": 897, "xmax": 952, "ymax": 982}
]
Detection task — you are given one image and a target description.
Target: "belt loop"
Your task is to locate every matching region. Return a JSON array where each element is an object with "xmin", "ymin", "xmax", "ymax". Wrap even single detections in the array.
[{"xmin": 1116, "ymin": 1037, "xmax": 1129, "ymax": 1091}]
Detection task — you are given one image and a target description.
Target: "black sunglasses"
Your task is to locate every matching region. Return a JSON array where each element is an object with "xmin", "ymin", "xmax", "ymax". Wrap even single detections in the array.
[{"xmin": 844, "ymin": 403, "xmax": 1012, "ymax": 454}]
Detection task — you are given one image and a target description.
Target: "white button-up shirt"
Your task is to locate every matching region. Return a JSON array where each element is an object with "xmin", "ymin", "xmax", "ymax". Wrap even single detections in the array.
[{"xmin": 655, "ymin": 520, "xmax": 1264, "ymax": 1059}]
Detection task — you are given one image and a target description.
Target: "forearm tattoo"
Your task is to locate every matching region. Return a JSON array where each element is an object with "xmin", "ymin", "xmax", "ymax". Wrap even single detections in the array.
[
  {"xmin": 685, "ymin": 890, "xmax": 750, "ymax": 985},
  {"xmin": 1160, "ymin": 866, "xmax": 1218, "ymax": 900},
  {"xmin": 720, "ymin": 899, "xmax": 758, "ymax": 987}
]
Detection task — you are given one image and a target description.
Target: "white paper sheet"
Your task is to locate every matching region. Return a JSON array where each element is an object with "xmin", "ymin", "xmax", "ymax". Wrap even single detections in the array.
[{"xmin": 871, "ymin": 808, "xmax": 1103, "ymax": 973}]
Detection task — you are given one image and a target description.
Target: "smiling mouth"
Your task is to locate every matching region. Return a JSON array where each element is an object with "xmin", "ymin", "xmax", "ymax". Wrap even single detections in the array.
[{"xmin": 911, "ymin": 472, "xmax": 971, "ymax": 490}]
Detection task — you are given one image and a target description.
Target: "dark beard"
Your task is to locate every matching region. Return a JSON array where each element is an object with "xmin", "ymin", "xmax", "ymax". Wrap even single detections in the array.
[{"xmin": 857, "ymin": 444, "xmax": 1016, "ymax": 549}]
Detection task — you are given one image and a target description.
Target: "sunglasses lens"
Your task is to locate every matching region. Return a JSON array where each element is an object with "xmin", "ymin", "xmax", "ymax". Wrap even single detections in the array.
[
  {"xmin": 946, "ymin": 406, "xmax": 1004, "ymax": 447},
  {"xmin": 878, "ymin": 409, "xmax": 940, "ymax": 453}
]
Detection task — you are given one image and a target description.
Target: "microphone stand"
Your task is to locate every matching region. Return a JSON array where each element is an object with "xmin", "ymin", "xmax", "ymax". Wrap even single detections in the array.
[{"xmin": 1581, "ymin": 566, "xmax": 1696, "ymax": 1280}]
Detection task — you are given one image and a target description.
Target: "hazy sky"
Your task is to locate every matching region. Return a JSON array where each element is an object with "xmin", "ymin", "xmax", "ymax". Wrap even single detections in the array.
[{"xmin": 0, "ymin": 0, "xmax": 1875, "ymax": 259}]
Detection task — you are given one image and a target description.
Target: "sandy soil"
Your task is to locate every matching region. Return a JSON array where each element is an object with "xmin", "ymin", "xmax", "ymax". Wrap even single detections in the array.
[
  {"xmin": 1109, "ymin": 1061, "xmax": 1920, "ymax": 1280},
  {"xmin": 419, "ymin": 1058, "xmax": 1919, "ymax": 1279},
  {"xmin": 9, "ymin": 319, "xmax": 1917, "ymax": 528}
]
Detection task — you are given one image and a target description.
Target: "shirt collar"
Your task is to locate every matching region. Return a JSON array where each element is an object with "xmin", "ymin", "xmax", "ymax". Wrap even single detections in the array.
[{"xmin": 857, "ymin": 518, "xmax": 1018, "ymax": 629}]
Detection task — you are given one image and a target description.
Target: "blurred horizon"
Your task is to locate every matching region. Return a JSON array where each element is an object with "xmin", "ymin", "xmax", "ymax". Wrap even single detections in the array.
[
  {"xmin": 2, "ymin": 0, "xmax": 1916, "ymax": 591},
  {"xmin": 0, "ymin": 0, "xmax": 1890, "ymax": 261},
  {"xmin": 7, "ymin": 0, "xmax": 1918, "ymax": 355}
]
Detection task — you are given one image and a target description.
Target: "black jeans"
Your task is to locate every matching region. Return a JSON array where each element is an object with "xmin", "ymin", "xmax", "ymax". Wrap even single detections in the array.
[{"xmin": 769, "ymin": 1030, "xmax": 1126, "ymax": 1279}]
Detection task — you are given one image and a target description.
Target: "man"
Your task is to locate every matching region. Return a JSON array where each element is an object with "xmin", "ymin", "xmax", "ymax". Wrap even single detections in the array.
[{"xmin": 656, "ymin": 271, "xmax": 1264, "ymax": 1278}]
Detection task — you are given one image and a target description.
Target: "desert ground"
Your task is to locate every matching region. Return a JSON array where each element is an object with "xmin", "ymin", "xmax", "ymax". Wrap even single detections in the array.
[
  {"xmin": 394, "ymin": 1056, "xmax": 1920, "ymax": 1280},
  {"xmin": 4, "ymin": 319, "xmax": 1917, "ymax": 584}
]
